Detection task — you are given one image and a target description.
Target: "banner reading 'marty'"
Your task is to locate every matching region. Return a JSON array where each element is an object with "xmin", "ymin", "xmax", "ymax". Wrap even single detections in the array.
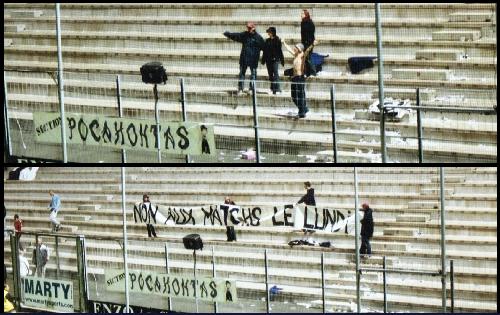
[{"xmin": 33, "ymin": 112, "xmax": 216, "ymax": 156}]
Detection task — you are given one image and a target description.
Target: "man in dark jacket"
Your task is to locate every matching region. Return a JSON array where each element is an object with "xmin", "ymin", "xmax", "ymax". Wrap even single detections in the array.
[
  {"xmin": 297, "ymin": 181, "xmax": 316, "ymax": 206},
  {"xmin": 301, "ymin": 9, "xmax": 317, "ymax": 77},
  {"xmin": 261, "ymin": 27, "xmax": 285, "ymax": 95},
  {"xmin": 360, "ymin": 202, "xmax": 374, "ymax": 257},
  {"xmin": 224, "ymin": 22, "xmax": 265, "ymax": 95}
]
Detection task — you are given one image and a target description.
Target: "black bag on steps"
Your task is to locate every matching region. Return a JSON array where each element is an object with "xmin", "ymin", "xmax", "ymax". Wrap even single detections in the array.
[{"xmin": 140, "ymin": 62, "xmax": 168, "ymax": 85}]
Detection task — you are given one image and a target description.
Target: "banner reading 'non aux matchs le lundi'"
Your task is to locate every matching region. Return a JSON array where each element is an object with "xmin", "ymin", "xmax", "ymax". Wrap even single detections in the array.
[{"xmin": 33, "ymin": 112, "xmax": 216, "ymax": 156}]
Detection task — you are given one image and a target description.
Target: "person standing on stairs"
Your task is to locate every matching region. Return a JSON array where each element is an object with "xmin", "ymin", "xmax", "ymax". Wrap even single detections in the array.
[{"xmin": 48, "ymin": 190, "xmax": 61, "ymax": 232}]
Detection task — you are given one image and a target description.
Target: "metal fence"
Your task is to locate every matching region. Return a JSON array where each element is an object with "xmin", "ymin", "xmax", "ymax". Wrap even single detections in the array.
[
  {"xmin": 3, "ymin": 3, "xmax": 497, "ymax": 163},
  {"xmin": 4, "ymin": 166, "xmax": 496, "ymax": 313},
  {"xmin": 4, "ymin": 70, "xmax": 497, "ymax": 164}
]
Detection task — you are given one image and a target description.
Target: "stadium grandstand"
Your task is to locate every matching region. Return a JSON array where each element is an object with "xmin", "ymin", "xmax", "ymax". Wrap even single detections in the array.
[
  {"xmin": 3, "ymin": 3, "xmax": 497, "ymax": 163},
  {"xmin": 3, "ymin": 167, "xmax": 497, "ymax": 313}
]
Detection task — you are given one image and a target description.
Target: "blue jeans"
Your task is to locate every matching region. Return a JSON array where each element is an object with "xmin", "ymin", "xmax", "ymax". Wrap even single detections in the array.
[
  {"xmin": 291, "ymin": 76, "xmax": 308, "ymax": 116},
  {"xmin": 266, "ymin": 61, "xmax": 281, "ymax": 93},
  {"xmin": 238, "ymin": 65, "xmax": 257, "ymax": 91},
  {"xmin": 360, "ymin": 235, "xmax": 372, "ymax": 255}
]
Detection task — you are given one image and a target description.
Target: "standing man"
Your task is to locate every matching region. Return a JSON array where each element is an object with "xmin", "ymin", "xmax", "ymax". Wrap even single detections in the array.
[
  {"xmin": 282, "ymin": 39, "xmax": 319, "ymax": 118},
  {"xmin": 141, "ymin": 194, "xmax": 158, "ymax": 239},
  {"xmin": 224, "ymin": 22, "xmax": 265, "ymax": 95},
  {"xmin": 360, "ymin": 202, "xmax": 374, "ymax": 258},
  {"xmin": 295, "ymin": 181, "xmax": 316, "ymax": 242},
  {"xmin": 32, "ymin": 238, "xmax": 49, "ymax": 277},
  {"xmin": 296, "ymin": 181, "xmax": 316, "ymax": 206},
  {"xmin": 48, "ymin": 190, "xmax": 61, "ymax": 232},
  {"xmin": 301, "ymin": 9, "xmax": 317, "ymax": 77},
  {"xmin": 261, "ymin": 26, "xmax": 285, "ymax": 95}
]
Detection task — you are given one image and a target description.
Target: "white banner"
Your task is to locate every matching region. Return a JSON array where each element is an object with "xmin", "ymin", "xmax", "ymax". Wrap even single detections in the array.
[
  {"xmin": 133, "ymin": 203, "xmax": 354, "ymax": 233},
  {"xmin": 21, "ymin": 276, "xmax": 74, "ymax": 312},
  {"xmin": 105, "ymin": 269, "xmax": 237, "ymax": 303}
]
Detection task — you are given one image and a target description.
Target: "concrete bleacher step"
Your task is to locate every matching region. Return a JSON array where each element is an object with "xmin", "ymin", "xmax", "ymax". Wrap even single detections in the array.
[
  {"xmin": 392, "ymin": 69, "xmax": 450, "ymax": 81},
  {"xmin": 371, "ymin": 88, "xmax": 436, "ymax": 102},
  {"xmin": 396, "ymin": 214, "xmax": 429, "ymax": 223},
  {"xmin": 90, "ymin": 194, "xmax": 114, "ymax": 201},
  {"xmin": 103, "ymin": 184, "xmax": 121, "ymax": 191},
  {"xmin": 63, "ymin": 214, "xmax": 91, "ymax": 222},
  {"xmin": 310, "ymin": 300, "xmax": 355, "ymax": 312},
  {"xmin": 416, "ymin": 50, "xmax": 463, "ymax": 61},
  {"xmin": 383, "ymin": 227, "xmax": 418, "ymax": 236},
  {"xmin": 432, "ymin": 30, "xmax": 482, "ymax": 42},
  {"xmin": 407, "ymin": 201, "xmax": 440, "ymax": 210},
  {"xmin": 449, "ymin": 12, "xmax": 493, "ymax": 22},
  {"xmin": 420, "ymin": 188, "xmax": 454, "ymax": 196},
  {"xmin": 77, "ymin": 204, "xmax": 101, "ymax": 211},
  {"xmin": 431, "ymin": 175, "xmax": 465, "ymax": 183},
  {"xmin": 371, "ymin": 241, "xmax": 408, "ymax": 252},
  {"xmin": 4, "ymin": 24, "xmax": 25, "ymax": 32},
  {"xmin": 339, "ymin": 270, "xmax": 379, "ymax": 282},
  {"xmin": 4, "ymin": 39, "xmax": 13, "ymax": 47},
  {"xmin": 10, "ymin": 10, "xmax": 44, "ymax": 18}
]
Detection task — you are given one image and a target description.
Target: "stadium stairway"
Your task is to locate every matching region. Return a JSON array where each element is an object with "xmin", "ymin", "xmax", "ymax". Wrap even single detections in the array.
[
  {"xmin": 3, "ymin": 3, "xmax": 497, "ymax": 163},
  {"xmin": 3, "ymin": 167, "xmax": 497, "ymax": 312}
]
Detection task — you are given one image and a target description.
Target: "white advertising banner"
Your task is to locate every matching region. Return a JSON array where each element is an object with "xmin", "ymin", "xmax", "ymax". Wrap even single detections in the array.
[
  {"xmin": 21, "ymin": 276, "xmax": 74, "ymax": 312},
  {"xmin": 105, "ymin": 269, "xmax": 238, "ymax": 303}
]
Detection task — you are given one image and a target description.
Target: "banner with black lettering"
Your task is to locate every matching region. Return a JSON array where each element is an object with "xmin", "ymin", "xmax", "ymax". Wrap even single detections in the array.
[
  {"xmin": 105, "ymin": 269, "xmax": 237, "ymax": 303},
  {"xmin": 133, "ymin": 203, "xmax": 355, "ymax": 233},
  {"xmin": 88, "ymin": 300, "xmax": 168, "ymax": 313},
  {"xmin": 33, "ymin": 112, "xmax": 216, "ymax": 156},
  {"xmin": 21, "ymin": 276, "xmax": 74, "ymax": 312}
]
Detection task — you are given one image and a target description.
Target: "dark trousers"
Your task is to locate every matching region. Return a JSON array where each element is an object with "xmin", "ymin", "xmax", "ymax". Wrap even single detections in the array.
[
  {"xmin": 291, "ymin": 76, "xmax": 307, "ymax": 116},
  {"xmin": 146, "ymin": 224, "xmax": 157, "ymax": 238},
  {"xmin": 266, "ymin": 61, "xmax": 281, "ymax": 93},
  {"xmin": 238, "ymin": 65, "xmax": 257, "ymax": 91},
  {"xmin": 360, "ymin": 235, "xmax": 372, "ymax": 255}
]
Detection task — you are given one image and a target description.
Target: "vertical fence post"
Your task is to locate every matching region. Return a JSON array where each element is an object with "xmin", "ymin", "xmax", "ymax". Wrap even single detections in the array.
[
  {"xmin": 212, "ymin": 246, "xmax": 217, "ymax": 313},
  {"xmin": 153, "ymin": 85, "xmax": 162, "ymax": 163},
  {"xmin": 55, "ymin": 3, "xmax": 68, "ymax": 163},
  {"xmin": 116, "ymin": 75, "xmax": 126, "ymax": 163},
  {"xmin": 450, "ymin": 259, "xmax": 454, "ymax": 313},
  {"xmin": 193, "ymin": 250, "xmax": 199, "ymax": 313},
  {"xmin": 383, "ymin": 256, "xmax": 387, "ymax": 313},
  {"xmin": 375, "ymin": 3, "xmax": 387, "ymax": 163},
  {"xmin": 55, "ymin": 235, "xmax": 60, "ymax": 279},
  {"xmin": 251, "ymin": 80, "xmax": 261, "ymax": 163},
  {"xmin": 180, "ymin": 78, "xmax": 190, "ymax": 163},
  {"xmin": 416, "ymin": 88, "xmax": 424, "ymax": 163},
  {"xmin": 264, "ymin": 249, "xmax": 270, "ymax": 313},
  {"xmin": 120, "ymin": 167, "xmax": 130, "ymax": 313},
  {"xmin": 4, "ymin": 71, "xmax": 12, "ymax": 158},
  {"xmin": 76, "ymin": 235, "xmax": 89, "ymax": 312},
  {"xmin": 321, "ymin": 252, "xmax": 326, "ymax": 314},
  {"xmin": 330, "ymin": 85, "xmax": 338, "ymax": 163},
  {"xmin": 354, "ymin": 167, "xmax": 361, "ymax": 312},
  {"xmin": 10, "ymin": 233, "xmax": 21, "ymax": 311},
  {"xmin": 164, "ymin": 244, "xmax": 172, "ymax": 312},
  {"xmin": 439, "ymin": 167, "xmax": 447, "ymax": 313}
]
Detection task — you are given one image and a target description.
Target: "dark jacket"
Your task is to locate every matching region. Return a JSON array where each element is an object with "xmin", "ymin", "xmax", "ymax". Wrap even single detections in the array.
[
  {"xmin": 224, "ymin": 31, "xmax": 265, "ymax": 68},
  {"xmin": 298, "ymin": 188, "xmax": 316, "ymax": 206},
  {"xmin": 361, "ymin": 208, "xmax": 374, "ymax": 238},
  {"xmin": 261, "ymin": 37, "xmax": 285, "ymax": 66},
  {"xmin": 301, "ymin": 19, "xmax": 316, "ymax": 49}
]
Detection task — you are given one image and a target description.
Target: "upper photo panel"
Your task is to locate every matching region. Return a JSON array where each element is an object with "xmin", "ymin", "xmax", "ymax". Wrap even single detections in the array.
[{"xmin": 4, "ymin": 3, "xmax": 497, "ymax": 163}]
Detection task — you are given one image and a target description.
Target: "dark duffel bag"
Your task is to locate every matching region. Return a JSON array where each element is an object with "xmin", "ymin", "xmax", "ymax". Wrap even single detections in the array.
[
  {"xmin": 226, "ymin": 226, "xmax": 236, "ymax": 242},
  {"xmin": 140, "ymin": 62, "xmax": 168, "ymax": 85},
  {"xmin": 183, "ymin": 234, "xmax": 203, "ymax": 250}
]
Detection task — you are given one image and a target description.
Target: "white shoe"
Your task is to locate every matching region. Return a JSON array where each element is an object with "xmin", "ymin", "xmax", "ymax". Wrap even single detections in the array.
[
  {"xmin": 236, "ymin": 90, "xmax": 244, "ymax": 96},
  {"xmin": 275, "ymin": 91, "xmax": 283, "ymax": 95}
]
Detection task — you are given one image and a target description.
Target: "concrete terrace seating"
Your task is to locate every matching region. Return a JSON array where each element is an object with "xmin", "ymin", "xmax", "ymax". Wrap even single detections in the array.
[
  {"xmin": 3, "ymin": 167, "xmax": 497, "ymax": 312},
  {"xmin": 3, "ymin": 3, "xmax": 497, "ymax": 163}
]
